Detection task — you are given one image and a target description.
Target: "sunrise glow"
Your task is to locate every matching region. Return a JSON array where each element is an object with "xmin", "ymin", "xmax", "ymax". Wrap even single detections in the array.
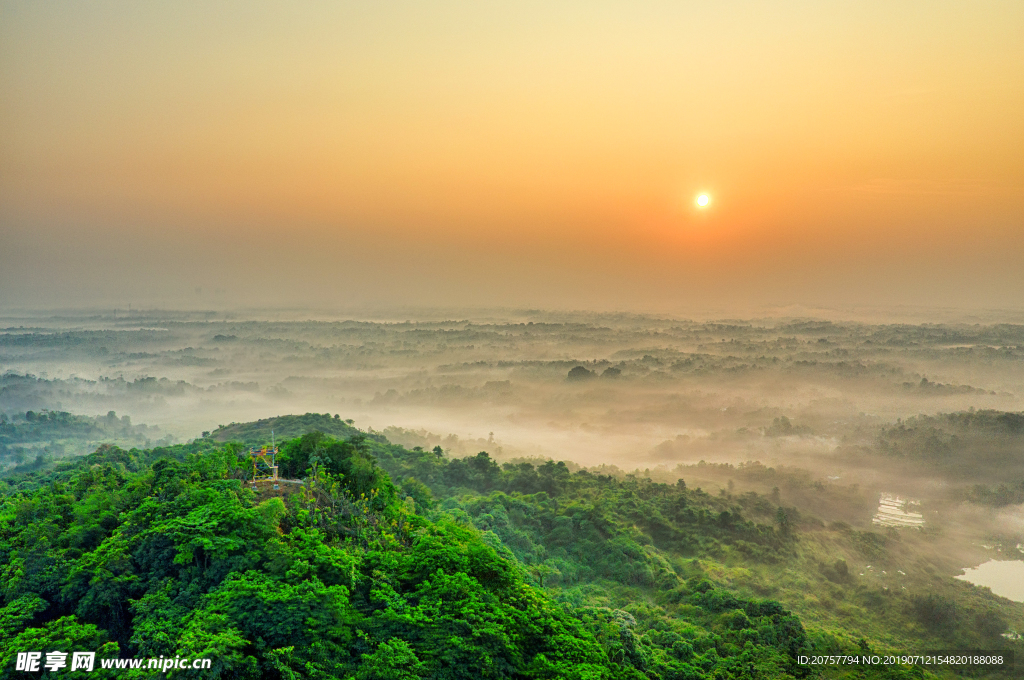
[{"xmin": 1, "ymin": 1, "xmax": 1022, "ymax": 311}]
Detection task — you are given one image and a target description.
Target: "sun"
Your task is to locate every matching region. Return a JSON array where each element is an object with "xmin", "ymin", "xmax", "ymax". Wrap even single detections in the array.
[{"xmin": 696, "ymin": 194, "xmax": 710, "ymax": 208}]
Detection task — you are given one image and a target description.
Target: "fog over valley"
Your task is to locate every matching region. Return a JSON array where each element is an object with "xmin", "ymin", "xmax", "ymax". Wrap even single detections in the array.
[{"xmin": 4, "ymin": 307, "xmax": 1023, "ymax": 506}]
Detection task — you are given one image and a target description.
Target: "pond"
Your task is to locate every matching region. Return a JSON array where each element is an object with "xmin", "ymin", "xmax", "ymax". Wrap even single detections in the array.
[{"xmin": 955, "ymin": 560, "xmax": 1024, "ymax": 603}]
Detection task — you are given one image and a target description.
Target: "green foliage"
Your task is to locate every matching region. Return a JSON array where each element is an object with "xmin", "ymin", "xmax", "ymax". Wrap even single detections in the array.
[
  {"xmin": 0, "ymin": 616, "xmax": 119, "ymax": 680},
  {"xmin": 0, "ymin": 408, "xmax": 170, "ymax": 482},
  {"xmin": 357, "ymin": 638, "xmax": 425, "ymax": 680},
  {"xmin": 875, "ymin": 411, "xmax": 1024, "ymax": 489},
  {"xmin": 5, "ymin": 415, "xmax": 1021, "ymax": 679},
  {"xmin": 0, "ymin": 435, "xmax": 618, "ymax": 678},
  {"xmin": 211, "ymin": 413, "xmax": 363, "ymax": 446}
]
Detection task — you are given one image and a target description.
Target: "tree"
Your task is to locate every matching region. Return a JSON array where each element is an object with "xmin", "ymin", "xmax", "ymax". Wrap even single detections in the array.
[
  {"xmin": 774, "ymin": 507, "xmax": 791, "ymax": 535},
  {"xmin": 356, "ymin": 639, "xmax": 425, "ymax": 680},
  {"xmin": 567, "ymin": 366, "xmax": 596, "ymax": 381}
]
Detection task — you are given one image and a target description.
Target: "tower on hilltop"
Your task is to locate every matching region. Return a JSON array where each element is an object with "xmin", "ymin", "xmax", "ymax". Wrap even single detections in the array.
[{"xmin": 249, "ymin": 445, "xmax": 279, "ymax": 488}]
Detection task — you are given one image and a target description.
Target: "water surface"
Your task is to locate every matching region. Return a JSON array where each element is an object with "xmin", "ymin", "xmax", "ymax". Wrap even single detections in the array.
[{"xmin": 956, "ymin": 560, "xmax": 1024, "ymax": 602}]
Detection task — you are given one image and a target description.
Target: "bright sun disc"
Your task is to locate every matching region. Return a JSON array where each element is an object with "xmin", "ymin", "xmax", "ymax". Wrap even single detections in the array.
[{"xmin": 696, "ymin": 194, "xmax": 710, "ymax": 207}]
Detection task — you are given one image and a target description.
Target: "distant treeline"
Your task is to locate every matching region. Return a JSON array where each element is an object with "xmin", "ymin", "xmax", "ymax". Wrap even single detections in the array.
[
  {"xmin": 872, "ymin": 410, "xmax": 1024, "ymax": 491},
  {"xmin": 0, "ymin": 409, "xmax": 170, "ymax": 474}
]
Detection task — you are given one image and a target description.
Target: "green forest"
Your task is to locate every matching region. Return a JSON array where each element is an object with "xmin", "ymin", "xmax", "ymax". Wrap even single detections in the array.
[
  {"xmin": 1, "ymin": 413, "xmax": 1021, "ymax": 678},
  {"xmin": 0, "ymin": 409, "xmax": 170, "ymax": 476}
]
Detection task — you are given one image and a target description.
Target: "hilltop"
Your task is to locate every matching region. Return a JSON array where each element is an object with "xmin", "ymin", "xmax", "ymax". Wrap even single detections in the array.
[{"xmin": 211, "ymin": 412, "xmax": 366, "ymax": 445}]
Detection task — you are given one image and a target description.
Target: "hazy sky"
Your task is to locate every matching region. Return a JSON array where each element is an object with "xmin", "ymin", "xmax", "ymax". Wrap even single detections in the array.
[{"xmin": 2, "ymin": 1, "xmax": 1022, "ymax": 313}]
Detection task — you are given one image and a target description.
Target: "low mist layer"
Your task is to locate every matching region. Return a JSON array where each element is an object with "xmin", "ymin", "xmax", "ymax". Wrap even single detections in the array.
[{"xmin": 2, "ymin": 309, "xmax": 1022, "ymax": 467}]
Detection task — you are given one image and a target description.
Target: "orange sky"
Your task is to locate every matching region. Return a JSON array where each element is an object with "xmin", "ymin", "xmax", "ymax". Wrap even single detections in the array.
[{"xmin": 2, "ymin": 1, "xmax": 1023, "ymax": 312}]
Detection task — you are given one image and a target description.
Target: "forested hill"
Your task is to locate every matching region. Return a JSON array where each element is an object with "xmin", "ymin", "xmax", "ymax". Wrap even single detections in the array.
[
  {"xmin": 0, "ymin": 410, "xmax": 170, "ymax": 477},
  {"xmin": 0, "ymin": 433, "xmax": 810, "ymax": 679},
  {"xmin": 0, "ymin": 415, "xmax": 1017, "ymax": 679},
  {"xmin": 210, "ymin": 412, "xmax": 366, "ymax": 445}
]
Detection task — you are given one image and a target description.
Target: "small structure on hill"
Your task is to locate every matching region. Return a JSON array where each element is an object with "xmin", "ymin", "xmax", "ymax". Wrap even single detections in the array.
[{"xmin": 249, "ymin": 446, "xmax": 279, "ymax": 489}]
